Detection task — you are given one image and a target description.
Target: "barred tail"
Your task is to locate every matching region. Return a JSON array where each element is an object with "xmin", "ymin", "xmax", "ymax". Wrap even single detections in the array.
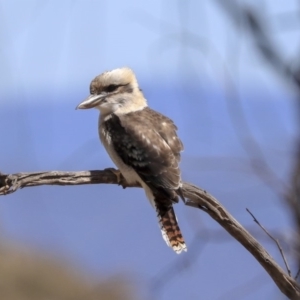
[{"xmin": 156, "ymin": 205, "xmax": 187, "ymax": 254}]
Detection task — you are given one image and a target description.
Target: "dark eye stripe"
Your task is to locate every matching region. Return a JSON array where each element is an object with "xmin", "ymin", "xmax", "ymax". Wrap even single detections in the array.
[{"xmin": 106, "ymin": 84, "xmax": 118, "ymax": 93}]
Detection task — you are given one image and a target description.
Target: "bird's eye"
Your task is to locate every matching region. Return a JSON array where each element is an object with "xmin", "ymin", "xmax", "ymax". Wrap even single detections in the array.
[{"xmin": 106, "ymin": 84, "xmax": 118, "ymax": 93}]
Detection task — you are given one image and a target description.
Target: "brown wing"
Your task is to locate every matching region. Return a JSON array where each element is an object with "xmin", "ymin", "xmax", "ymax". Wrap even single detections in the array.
[
  {"xmin": 138, "ymin": 108, "xmax": 183, "ymax": 160},
  {"xmin": 104, "ymin": 107, "xmax": 183, "ymax": 200}
]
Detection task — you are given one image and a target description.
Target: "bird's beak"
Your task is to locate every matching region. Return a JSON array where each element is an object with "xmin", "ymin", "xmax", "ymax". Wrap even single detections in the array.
[{"xmin": 76, "ymin": 93, "xmax": 106, "ymax": 109}]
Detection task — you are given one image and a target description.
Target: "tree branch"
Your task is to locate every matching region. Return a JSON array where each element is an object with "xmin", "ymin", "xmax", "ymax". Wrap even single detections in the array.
[{"xmin": 0, "ymin": 169, "xmax": 299, "ymax": 299}]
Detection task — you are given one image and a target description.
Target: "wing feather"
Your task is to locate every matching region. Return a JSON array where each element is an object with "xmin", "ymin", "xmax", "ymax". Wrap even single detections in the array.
[{"xmin": 104, "ymin": 107, "xmax": 183, "ymax": 199}]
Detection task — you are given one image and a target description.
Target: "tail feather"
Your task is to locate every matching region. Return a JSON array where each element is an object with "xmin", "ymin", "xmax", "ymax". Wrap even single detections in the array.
[{"xmin": 156, "ymin": 205, "xmax": 187, "ymax": 254}]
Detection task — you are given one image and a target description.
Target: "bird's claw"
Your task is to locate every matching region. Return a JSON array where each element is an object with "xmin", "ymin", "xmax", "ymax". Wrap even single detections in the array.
[
  {"xmin": 0, "ymin": 184, "xmax": 9, "ymax": 194},
  {"xmin": 0, "ymin": 174, "xmax": 10, "ymax": 195},
  {"xmin": 105, "ymin": 168, "xmax": 125, "ymax": 188}
]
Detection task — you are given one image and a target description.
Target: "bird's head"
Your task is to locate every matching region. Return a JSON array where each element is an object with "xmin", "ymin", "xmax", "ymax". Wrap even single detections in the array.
[{"xmin": 76, "ymin": 67, "xmax": 147, "ymax": 116}]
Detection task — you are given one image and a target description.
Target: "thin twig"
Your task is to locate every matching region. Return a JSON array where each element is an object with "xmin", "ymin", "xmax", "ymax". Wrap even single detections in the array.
[
  {"xmin": 246, "ymin": 208, "xmax": 291, "ymax": 277},
  {"xmin": 295, "ymin": 268, "xmax": 300, "ymax": 280}
]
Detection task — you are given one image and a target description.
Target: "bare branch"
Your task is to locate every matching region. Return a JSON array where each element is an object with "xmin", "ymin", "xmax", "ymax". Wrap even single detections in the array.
[
  {"xmin": 296, "ymin": 268, "xmax": 300, "ymax": 280},
  {"xmin": 0, "ymin": 168, "xmax": 299, "ymax": 298},
  {"xmin": 216, "ymin": 1, "xmax": 300, "ymax": 292},
  {"xmin": 246, "ymin": 208, "xmax": 291, "ymax": 277},
  {"xmin": 0, "ymin": 169, "xmax": 140, "ymax": 195},
  {"xmin": 215, "ymin": 0, "xmax": 300, "ymax": 92}
]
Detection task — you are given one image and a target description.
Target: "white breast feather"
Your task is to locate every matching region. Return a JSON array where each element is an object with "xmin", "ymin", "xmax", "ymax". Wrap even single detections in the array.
[{"xmin": 99, "ymin": 120, "xmax": 155, "ymax": 207}]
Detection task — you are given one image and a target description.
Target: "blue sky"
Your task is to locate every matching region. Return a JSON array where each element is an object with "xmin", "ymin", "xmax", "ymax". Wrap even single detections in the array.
[
  {"xmin": 1, "ymin": 0, "xmax": 299, "ymax": 95},
  {"xmin": 1, "ymin": 1, "xmax": 300, "ymax": 299}
]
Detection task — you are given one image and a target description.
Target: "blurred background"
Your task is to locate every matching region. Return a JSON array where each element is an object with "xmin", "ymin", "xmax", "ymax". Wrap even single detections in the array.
[{"xmin": 1, "ymin": 0, "xmax": 300, "ymax": 299}]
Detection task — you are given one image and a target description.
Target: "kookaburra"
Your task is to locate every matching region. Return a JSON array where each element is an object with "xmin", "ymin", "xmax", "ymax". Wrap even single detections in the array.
[{"xmin": 76, "ymin": 67, "xmax": 187, "ymax": 254}]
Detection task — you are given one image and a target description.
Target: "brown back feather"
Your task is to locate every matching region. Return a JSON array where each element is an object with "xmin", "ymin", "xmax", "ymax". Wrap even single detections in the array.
[{"xmin": 104, "ymin": 107, "xmax": 183, "ymax": 200}]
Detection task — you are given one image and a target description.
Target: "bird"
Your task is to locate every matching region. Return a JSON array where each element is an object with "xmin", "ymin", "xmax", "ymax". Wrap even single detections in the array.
[{"xmin": 76, "ymin": 67, "xmax": 187, "ymax": 254}]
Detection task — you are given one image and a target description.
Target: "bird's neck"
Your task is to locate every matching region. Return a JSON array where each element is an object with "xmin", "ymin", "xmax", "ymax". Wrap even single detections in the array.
[{"xmin": 100, "ymin": 99, "xmax": 148, "ymax": 124}]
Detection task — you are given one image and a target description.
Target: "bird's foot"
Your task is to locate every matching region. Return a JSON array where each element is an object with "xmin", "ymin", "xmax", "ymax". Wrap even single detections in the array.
[
  {"xmin": 0, "ymin": 174, "xmax": 10, "ymax": 195},
  {"xmin": 105, "ymin": 168, "xmax": 126, "ymax": 188},
  {"xmin": 0, "ymin": 184, "xmax": 9, "ymax": 194}
]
